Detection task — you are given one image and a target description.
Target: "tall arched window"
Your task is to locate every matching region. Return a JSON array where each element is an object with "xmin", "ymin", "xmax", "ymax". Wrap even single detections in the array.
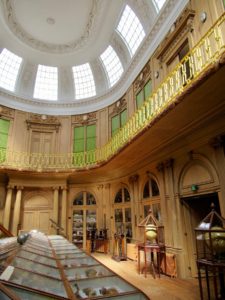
[
  {"xmin": 72, "ymin": 191, "xmax": 96, "ymax": 249},
  {"xmin": 142, "ymin": 178, "xmax": 161, "ymax": 222},
  {"xmin": 114, "ymin": 187, "xmax": 132, "ymax": 240}
]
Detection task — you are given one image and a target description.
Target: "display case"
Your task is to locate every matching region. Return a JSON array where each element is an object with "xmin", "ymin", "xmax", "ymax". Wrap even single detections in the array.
[
  {"xmin": 0, "ymin": 232, "xmax": 149, "ymax": 299},
  {"xmin": 73, "ymin": 210, "xmax": 84, "ymax": 247}
]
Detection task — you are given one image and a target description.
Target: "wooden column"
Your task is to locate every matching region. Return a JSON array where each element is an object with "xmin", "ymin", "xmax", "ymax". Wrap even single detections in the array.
[
  {"xmin": 52, "ymin": 187, "xmax": 59, "ymax": 234},
  {"xmin": 12, "ymin": 186, "xmax": 23, "ymax": 236},
  {"xmin": 129, "ymin": 174, "xmax": 139, "ymax": 239},
  {"xmin": 61, "ymin": 187, "xmax": 67, "ymax": 237},
  {"xmin": 3, "ymin": 186, "xmax": 13, "ymax": 230},
  {"xmin": 210, "ymin": 136, "xmax": 225, "ymax": 217}
]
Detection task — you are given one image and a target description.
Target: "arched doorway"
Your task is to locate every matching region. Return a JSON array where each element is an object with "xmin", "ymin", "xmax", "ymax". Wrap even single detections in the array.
[{"xmin": 179, "ymin": 157, "xmax": 220, "ymax": 277}]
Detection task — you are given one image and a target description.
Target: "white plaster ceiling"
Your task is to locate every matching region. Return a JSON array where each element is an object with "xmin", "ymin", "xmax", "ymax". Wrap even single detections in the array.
[{"xmin": 0, "ymin": 0, "xmax": 189, "ymax": 115}]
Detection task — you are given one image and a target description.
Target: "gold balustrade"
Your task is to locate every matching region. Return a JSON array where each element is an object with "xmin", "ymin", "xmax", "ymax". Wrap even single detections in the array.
[{"xmin": 0, "ymin": 13, "xmax": 225, "ymax": 171}]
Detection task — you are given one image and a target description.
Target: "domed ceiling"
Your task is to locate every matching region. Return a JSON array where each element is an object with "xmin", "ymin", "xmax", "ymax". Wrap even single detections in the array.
[{"xmin": 0, "ymin": 0, "xmax": 188, "ymax": 115}]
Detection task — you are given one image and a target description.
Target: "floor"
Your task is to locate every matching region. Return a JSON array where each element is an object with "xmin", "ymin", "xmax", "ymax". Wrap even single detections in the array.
[{"xmin": 92, "ymin": 253, "xmax": 201, "ymax": 300}]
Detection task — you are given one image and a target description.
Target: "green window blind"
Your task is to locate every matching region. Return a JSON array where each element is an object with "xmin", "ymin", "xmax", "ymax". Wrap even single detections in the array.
[
  {"xmin": 0, "ymin": 119, "xmax": 10, "ymax": 149},
  {"xmin": 74, "ymin": 126, "xmax": 84, "ymax": 153},
  {"xmin": 121, "ymin": 109, "xmax": 127, "ymax": 127},
  {"xmin": 136, "ymin": 90, "xmax": 144, "ymax": 109},
  {"xmin": 86, "ymin": 124, "xmax": 96, "ymax": 151},
  {"xmin": 112, "ymin": 115, "xmax": 120, "ymax": 137},
  {"xmin": 144, "ymin": 80, "xmax": 152, "ymax": 101}
]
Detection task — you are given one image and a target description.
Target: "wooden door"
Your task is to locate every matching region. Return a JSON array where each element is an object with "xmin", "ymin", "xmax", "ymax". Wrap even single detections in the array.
[{"xmin": 23, "ymin": 210, "xmax": 50, "ymax": 234}]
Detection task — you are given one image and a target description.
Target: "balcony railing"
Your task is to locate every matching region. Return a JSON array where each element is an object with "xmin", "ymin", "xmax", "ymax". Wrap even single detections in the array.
[{"xmin": 1, "ymin": 13, "xmax": 225, "ymax": 171}]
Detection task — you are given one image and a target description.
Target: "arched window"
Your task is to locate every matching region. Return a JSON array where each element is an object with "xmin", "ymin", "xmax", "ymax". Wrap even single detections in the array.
[
  {"xmin": 114, "ymin": 187, "xmax": 132, "ymax": 241},
  {"xmin": 142, "ymin": 178, "xmax": 161, "ymax": 222},
  {"xmin": 73, "ymin": 191, "xmax": 96, "ymax": 249}
]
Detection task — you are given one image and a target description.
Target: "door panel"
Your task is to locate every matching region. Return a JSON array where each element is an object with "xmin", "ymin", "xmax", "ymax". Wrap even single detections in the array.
[
  {"xmin": 23, "ymin": 211, "xmax": 37, "ymax": 232},
  {"xmin": 23, "ymin": 210, "xmax": 50, "ymax": 234},
  {"xmin": 38, "ymin": 211, "xmax": 50, "ymax": 234}
]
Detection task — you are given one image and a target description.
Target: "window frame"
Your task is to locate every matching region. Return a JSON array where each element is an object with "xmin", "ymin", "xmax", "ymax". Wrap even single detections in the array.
[{"xmin": 111, "ymin": 108, "xmax": 127, "ymax": 137}]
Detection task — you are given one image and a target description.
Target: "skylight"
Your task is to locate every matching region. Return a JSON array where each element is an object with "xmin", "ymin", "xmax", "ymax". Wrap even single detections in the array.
[
  {"xmin": 153, "ymin": 0, "xmax": 167, "ymax": 12},
  {"xmin": 72, "ymin": 63, "xmax": 96, "ymax": 99},
  {"xmin": 100, "ymin": 45, "xmax": 123, "ymax": 88},
  {"xmin": 0, "ymin": 48, "xmax": 22, "ymax": 92},
  {"xmin": 34, "ymin": 65, "xmax": 58, "ymax": 100},
  {"xmin": 116, "ymin": 5, "xmax": 145, "ymax": 57}
]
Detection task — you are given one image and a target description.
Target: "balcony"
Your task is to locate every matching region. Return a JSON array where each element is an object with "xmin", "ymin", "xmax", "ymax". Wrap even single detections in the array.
[{"xmin": 0, "ymin": 13, "xmax": 225, "ymax": 174}]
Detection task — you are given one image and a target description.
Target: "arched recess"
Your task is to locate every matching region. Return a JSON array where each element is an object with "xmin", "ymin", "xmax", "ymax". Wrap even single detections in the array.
[
  {"xmin": 179, "ymin": 155, "xmax": 219, "ymax": 197},
  {"xmin": 178, "ymin": 154, "xmax": 220, "ymax": 277},
  {"xmin": 22, "ymin": 191, "xmax": 52, "ymax": 234},
  {"xmin": 139, "ymin": 173, "xmax": 162, "ymax": 223},
  {"xmin": 112, "ymin": 185, "xmax": 132, "ymax": 241},
  {"xmin": 72, "ymin": 191, "xmax": 97, "ymax": 250}
]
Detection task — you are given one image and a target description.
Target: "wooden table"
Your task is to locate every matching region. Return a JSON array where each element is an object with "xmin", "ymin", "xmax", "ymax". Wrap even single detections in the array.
[{"xmin": 137, "ymin": 243, "xmax": 165, "ymax": 278}]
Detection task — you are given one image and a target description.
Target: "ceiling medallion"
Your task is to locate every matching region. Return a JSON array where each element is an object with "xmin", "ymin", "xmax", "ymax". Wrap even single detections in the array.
[
  {"xmin": 2, "ymin": 0, "xmax": 102, "ymax": 53},
  {"xmin": 46, "ymin": 17, "xmax": 55, "ymax": 25}
]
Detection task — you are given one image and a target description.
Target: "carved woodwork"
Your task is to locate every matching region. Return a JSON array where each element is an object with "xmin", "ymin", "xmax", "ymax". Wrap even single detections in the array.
[{"xmin": 156, "ymin": 8, "xmax": 196, "ymax": 63}]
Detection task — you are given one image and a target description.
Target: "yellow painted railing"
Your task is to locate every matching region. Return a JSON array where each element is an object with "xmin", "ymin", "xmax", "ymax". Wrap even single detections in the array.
[{"xmin": 1, "ymin": 13, "xmax": 225, "ymax": 171}]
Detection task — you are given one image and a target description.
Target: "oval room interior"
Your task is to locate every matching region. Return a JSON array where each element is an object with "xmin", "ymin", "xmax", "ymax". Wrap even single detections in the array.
[{"xmin": 0, "ymin": 0, "xmax": 225, "ymax": 299}]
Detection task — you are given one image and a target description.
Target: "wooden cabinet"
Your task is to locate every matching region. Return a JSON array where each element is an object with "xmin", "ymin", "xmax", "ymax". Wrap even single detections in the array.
[{"xmin": 126, "ymin": 243, "xmax": 138, "ymax": 261}]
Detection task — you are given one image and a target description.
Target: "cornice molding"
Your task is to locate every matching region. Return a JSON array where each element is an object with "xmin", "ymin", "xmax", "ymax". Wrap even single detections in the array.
[{"xmin": 2, "ymin": 0, "xmax": 102, "ymax": 54}]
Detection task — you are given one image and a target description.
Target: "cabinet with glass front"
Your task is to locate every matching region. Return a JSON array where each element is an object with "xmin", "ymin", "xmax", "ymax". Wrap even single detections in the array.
[
  {"xmin": 72, "ymin": 192, "xmax": 97, "ymax": 249},
  {"xmin": 114, "ymin": 188, "xmax": 133, "ymax": 241}
]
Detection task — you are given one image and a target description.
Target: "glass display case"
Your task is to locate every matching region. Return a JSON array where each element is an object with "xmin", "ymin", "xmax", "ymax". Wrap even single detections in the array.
[
  {"xmin": 73, "ymin": 210, "xmax": 84, "ymax": 247},
  {"xmin": 0, "ymin": 232, "xmax": 149, "ymax": 299}
]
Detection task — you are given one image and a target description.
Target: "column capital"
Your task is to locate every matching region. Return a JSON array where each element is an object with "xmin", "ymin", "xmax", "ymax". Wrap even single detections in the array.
[
  {"xmin": 7, "ymin": 185, "xmax": 14, "ymax": 190},
  {"xmin": 104, "ymin": 183, "xmax": 110, "ymax": 189},
  {"xmin": 52, "ymin": 186, "xmax": 59, "ymax": 191},
  {"xmin": 61, "ymin": 186, "xmax": 68, "ymax": 191},
  {"xmin": 209, "ymin": 135, "xmax": 225, "ymax": 149},
  {"xmin": 16, "ymin": 186, "xmax": 24, "ymax": 190},
  {"xmin": 128, "ymin": 174, "xmax": 139, "ymax": 184}
]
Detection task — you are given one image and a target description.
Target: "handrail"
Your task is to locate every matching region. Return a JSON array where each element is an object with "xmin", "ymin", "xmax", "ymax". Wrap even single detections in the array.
[
  {"xmin": 0, "ymin": 13, "xmax": 224, "ymax": 171},
  {"xmin": 49, "ymin": 219, "xmax": 66, "ymax": 238},
  {"xmin": 0, "ymin": 224, "xmax": 14, "ymax": 237}
]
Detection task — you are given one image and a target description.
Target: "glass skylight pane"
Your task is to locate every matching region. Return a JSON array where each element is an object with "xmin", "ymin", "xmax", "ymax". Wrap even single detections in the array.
[
  {"xmin": 153, "ymin": 0, "xmax": 166, "ymax": 12},
  {"xmin": 100, "ymin": 45, "xmax": 123, "ymax": 88},
  {"xmin": 34, "ymin": 65, "xmax": 58, "ymax": 100},
  {"xmin": 0, "ymin": 48, "xmax": 22, "ymax": 92},
  {"xmin": 116, "ymin": 5, "xmax": 145, "ymax": 57},
  {"xmin": 72, "ymin": 63, "xmax": 96, "ymax": 99}
]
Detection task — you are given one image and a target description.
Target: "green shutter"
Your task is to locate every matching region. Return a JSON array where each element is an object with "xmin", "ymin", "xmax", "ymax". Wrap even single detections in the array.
[
  {"xmin": 112, "ymin": 115, "xmax": 120, "ymax": 136},
  {"xmin": 144, "ymin": 80, "xmax": 152, "ymax": 101},
  {"xmin": 136, "ymin": 90, "xmax": 144, "ymax": 109},
  {"xmin": 87, "ymin": 124, "xmax": 96, "ymax": 151},
  {"xmin": 74, "ymin": 126, "xmax": 84, "ymax": 153},
  {"xmin": 121, "ymin": 109, "xmax": 127, "ymax": 127},
  {"xmin": 0, "ymin": 119, "xmax": 10, "ymax": 162},
  {"xmin": 0, "ymin": 119, "xmax": 10, "ymax": 148}
]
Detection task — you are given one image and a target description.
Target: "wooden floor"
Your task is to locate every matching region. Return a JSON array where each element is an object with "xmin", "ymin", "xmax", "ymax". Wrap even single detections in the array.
[{"xmin": 92, "ymin": 253, "xmax": 201, "ymax": 300}]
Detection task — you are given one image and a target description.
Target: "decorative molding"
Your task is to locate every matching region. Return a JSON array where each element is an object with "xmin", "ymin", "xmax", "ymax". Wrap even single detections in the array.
[
  {"xmin": 111, "ymin": 98, "xmax": 127, "ymax": 115},
  {"xmin": 134, "ymin": 60, "xmax": 151, "ymax": 93},
  {"xmin": 2, "ymin": 0, "xmax": 102, "ymax": 54},
  {"xmin": 72, "ymin": 112, "xmax": 97, "ymax": 124},
  {"xmin": 128, "ymin": 174, "xmax": 139, "ymax": 184},
  {"xmin": 26, "ymin": 114, "xmax": 61, "ymax": 132},
  {"xmin": 155, "ymin": 8, "xmax": 196, "ymax": 63},
  {"xmin": 0, "ymin": 105, "xmax": 14, "ymax": 118}
]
